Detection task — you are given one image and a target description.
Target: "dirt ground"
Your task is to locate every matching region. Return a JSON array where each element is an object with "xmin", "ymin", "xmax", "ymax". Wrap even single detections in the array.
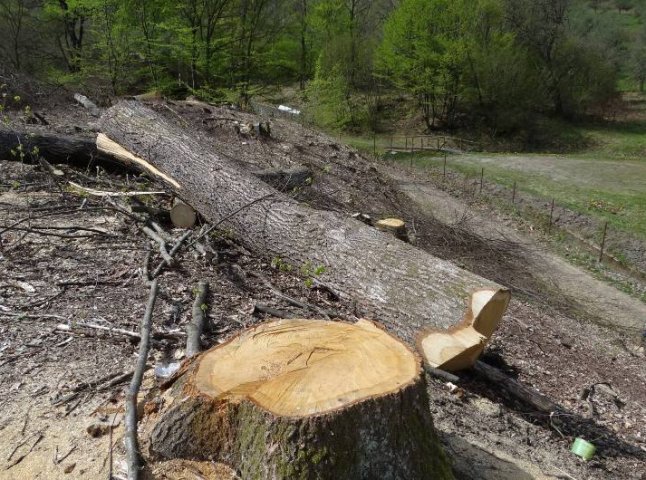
[{"xmin": 1, "ymin": 97, "xmax": 645, "ymax": 479}]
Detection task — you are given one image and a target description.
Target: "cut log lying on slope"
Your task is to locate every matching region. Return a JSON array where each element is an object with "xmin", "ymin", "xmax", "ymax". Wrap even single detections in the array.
[
  {"xmin": 146, "ymin": 319, "xmax": 452, "ymax": 479},
  {"xmin": 0, "ymin": 128, "xmax": 311, "ymax": 188},
  {"xmin": 420, "ymin": 288, "xmax": 511, "ymax": 372},
  {"xmin": 97, "ymin": 101, "xmax": 510, "ymax": 350},
  {"xmin": 0, "ymin": 129, "xmax": 115, "ymax": 168}
]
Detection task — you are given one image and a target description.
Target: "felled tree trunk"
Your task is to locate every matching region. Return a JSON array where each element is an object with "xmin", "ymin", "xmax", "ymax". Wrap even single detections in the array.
[
  {"xmin": 146, "ymin": 319, "xmax": 453, "ymax": 479},
  {"xmin": 98, "ymin": 101, "xmax": 506, "ymax": 346},
  {"xmin": 0, "ymin": 129, "xmax": 115, "ymax": 168}
]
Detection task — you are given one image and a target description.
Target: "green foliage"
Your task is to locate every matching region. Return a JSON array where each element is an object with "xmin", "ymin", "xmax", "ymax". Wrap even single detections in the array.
[
  {"xmin": 376, "ymin": 0, "xmax": 620, "ymax": 134},
  {"xmin": 271, "ymin": 256, "xmax": 293, "ymax": 272},
  {"xmin": 305, "ymin": 61, "xmax": 353, "ymax": 129},
  {"xmin": 377, "ymin": 0, "xmax": 467, "ymax": 129},
  {"xmin": 300, "ymin": 261, "xmax": 326, "ymax": 288},
  {"xmin": 0, "ymin": 0, "xmax": 642, "ymax": 140}
]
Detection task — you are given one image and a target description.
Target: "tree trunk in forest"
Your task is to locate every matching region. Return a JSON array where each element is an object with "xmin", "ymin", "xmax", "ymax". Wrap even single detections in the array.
[
  {"xmin": 146, "ymin": 319, "xmax": 453, "ymax": 479},
  {"xmin": 97, "ymin": 100, "xmax": 508, "ymax": 349}
]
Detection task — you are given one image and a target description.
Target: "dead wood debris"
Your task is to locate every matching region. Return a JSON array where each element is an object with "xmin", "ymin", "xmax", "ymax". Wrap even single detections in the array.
[
  {"xmin": 187, "ymin": 281, "xmax": 209, "ymax": 357},
  {"xmin": 125, "ymin": 278, "xmax": 159, "ymax": 480}
]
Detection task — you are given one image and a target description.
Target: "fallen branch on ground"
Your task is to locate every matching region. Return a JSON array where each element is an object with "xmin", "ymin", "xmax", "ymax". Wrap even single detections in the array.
[
  {"xmin": 186, "ymin": 281, "xmax": 209, "ymax": 357},
  {"xmin": 473, "ymin": 360, "xmax": 561, "ymax": 414},
  {"xmin": 68, "ymin": 181, "xmax": 166, "ymax": 197},
  {"xmin": 54, "ymin": 322, "xmax": 184, "ymax": 341},
  {"xmin": 149, "ymin": 230, "xmax": 192, "ymax": 280},
  {"xmin": 248, "ymin": 271, "xmax": 331, "ymax": 320},
  {"xmin": 125, "ymin": 278, "xmax": 158, "ymax": 480}
]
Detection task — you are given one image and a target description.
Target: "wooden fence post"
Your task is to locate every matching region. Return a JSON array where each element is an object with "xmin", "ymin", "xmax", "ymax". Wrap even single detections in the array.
[
  {"xmin": 443, "ymin": 153, "xmax": 447, "ymax": 181},
  {"xmin": 512, "ymin": 182, "xmax": 517, "ymax": 203},
  {"xmin": 599, "ymin": 222, "xmax": 608, "ymax": 262},
  {"xmin": 548, "ymin": 198, "xmax": 555, "ymax": 234},
  {"xmin": 479, "ymin": 168, "xmax": 484, "ymax": 194}
]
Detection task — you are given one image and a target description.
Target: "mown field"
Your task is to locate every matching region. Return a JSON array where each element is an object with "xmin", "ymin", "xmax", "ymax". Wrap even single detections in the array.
[{"xmin": 345, "ymin": 93, "xmax": 646, "ymax": 243}]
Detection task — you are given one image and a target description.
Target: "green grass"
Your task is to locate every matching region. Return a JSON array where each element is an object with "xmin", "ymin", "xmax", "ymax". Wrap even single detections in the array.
[{"xmin": 397, "ymin": 151, "xmax": 646, "ymax": 240}]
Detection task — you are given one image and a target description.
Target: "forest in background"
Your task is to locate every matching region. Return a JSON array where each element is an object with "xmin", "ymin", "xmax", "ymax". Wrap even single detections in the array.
[{"xmin": 1, "ymin": 0, "xmax": 645, "ymax": 142}]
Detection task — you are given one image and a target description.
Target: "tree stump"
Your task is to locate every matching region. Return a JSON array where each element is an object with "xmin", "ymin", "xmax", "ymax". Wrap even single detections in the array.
[
  {"xmin": 146, "ymin": 319, "xmax": 452, "ymax": 479},
  {"xmin": 375, "ymin": 218, "xmax": 409, "ymax": 242}
]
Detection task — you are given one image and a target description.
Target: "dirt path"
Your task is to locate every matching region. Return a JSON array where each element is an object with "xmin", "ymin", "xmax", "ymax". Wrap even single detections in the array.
[{"xmin": 387, "ymin": 166, "xmax": 646, "ymax": 335}]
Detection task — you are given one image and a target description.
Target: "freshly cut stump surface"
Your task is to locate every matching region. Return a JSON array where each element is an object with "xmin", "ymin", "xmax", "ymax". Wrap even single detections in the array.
[
  {"xmin": 375, "ymin": 217, "xmax": 408, "ymax": 241},
  {"xmin": 148, "ymin": 319, "xmax": 453, "ymax": 480}
]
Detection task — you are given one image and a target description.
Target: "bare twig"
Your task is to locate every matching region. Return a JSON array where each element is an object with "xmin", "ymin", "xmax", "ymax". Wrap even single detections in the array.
[
  {"xmin": 253, "ymin": 304, "xmax": 296, "ymax": 319},
  {"xmin": 54, "ymin": 445, "xmax": 77, "ymax": 464},
  {"xmin": 108, "ymin": 413, "xmax": 118, "ymax": 479},
  {"xmin": 125, "ymin": 279, "xmax": 158, "ymax": 480},
  {"xmin": 5, "ymin": 431, "xmax": 44, "ymax": 470},
  {"xmin": 0, "ymin": 225, "xmax": 112, "ymax": 239},
  {"xmin": 187, "ymin": 281, "xmax": 209, "ymax": 357},
  {"xmin": 68, "ymin": 181, "xmax": 166, "ymax": 197},
  {"xmin": 140, "ymin": 226, "xmax": 172, "ymax": 264},
  {"xmin": 187, "ymin": 192, "xmax": 275, "ymax": 247},
  {"xmin": 150, "ymin": 230, "xmax": 192, "ymax": 279},
  {"xmin": 248, "ymin": 271, "xmax": 331, "ymax": 320},
  {"xmin": 54, "ymin": 322, "xmax": 184, "ymax": 341}
]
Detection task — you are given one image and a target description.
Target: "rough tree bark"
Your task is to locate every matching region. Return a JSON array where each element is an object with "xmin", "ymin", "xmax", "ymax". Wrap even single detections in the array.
[
  {"xmin": 0, "ymin": 129, "xmax": 114, "ymax": 168},
  {"xmin": 97, "ymin": 101, "xmax": 507, "ymax": 346},
  {"xmin": 0, "ymin": 128, "xmax": 311, "ymax": 189},
  {"xmin": 146, "ymin": 319, "xmax": 453, "ymax": 479}
]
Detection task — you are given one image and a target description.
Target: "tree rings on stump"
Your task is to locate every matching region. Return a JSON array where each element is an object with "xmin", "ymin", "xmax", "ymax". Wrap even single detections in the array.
[
  {"xmin": 375, "ymin": 217, "xmax": 409, "ymax": 242},
  {"xmin": 147, "ymin": 319, "xmax": 452, "ymax": 479}
]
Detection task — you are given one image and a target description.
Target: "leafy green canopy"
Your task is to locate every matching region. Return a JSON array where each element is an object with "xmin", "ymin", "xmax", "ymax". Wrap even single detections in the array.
[{"xmin": 377, "ymin": 0, "xmax": 619, "ymax": 131}]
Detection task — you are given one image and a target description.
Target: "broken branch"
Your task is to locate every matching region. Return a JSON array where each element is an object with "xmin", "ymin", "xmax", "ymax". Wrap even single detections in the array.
[
  {"xmin": 125, "ymin": 278, "xmax": 158, "ymax": 480},
  {"xmin": 186, "ymin": 281, "xmax": 209, "ymax": 357}
]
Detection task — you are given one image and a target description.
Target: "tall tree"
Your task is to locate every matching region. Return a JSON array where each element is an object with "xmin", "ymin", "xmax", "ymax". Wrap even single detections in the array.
[
  {"xmin": 0, "ymin": 0, "xmax": 31, "ymax": 70},
  {"xmin": 377, "ymin": 0, "xmax": 467, "ymax": 129}
]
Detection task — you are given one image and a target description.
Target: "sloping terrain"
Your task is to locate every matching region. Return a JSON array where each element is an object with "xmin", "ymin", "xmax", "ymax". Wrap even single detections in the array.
[{"xmin": 0, "ymin": 99, "xmax": 645, "ymax": 479}]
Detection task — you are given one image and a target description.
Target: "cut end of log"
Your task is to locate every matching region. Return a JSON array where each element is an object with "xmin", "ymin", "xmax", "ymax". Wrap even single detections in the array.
[
  {"xmin": 194, "ymin": 318, "xmax": 418, "ymax": 417},
  {"xmin": 419, "ymin": 288, "xmax": 511, "ymax": 372},
  {"xmin": 170, "ymin": 198, "xmax": 197, "ymax": 228},
  {"xmin": 96, "ymin": 133, "xmax": 181, "ymax": 189}
]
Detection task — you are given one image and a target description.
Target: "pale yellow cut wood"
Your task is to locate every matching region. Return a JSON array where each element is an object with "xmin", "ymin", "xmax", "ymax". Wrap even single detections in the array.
[
  {"xmin": 375, "ymin": 218, "xmax": 408, "ymax": 241},
  {"xmin": 96, "ymin": 133, "xmax": 181, "ymax": 189},
  {"xmin": 67, "ymin": 181, "xmax": 166, "ymax": 197},
  {"xmin": 377, "ymin": 218, "xmax": 406, "ymax": 230},
  {"xmin": 194, "ymin": 318, "xmax": 418, "ymax": 417},
  {"xmin": 376, "ymin": 218, "xmax": 405, "ymax": 229},
  {"xmin": 420, "ymin": 288, "xmax": 510, "ymax": 372}
]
